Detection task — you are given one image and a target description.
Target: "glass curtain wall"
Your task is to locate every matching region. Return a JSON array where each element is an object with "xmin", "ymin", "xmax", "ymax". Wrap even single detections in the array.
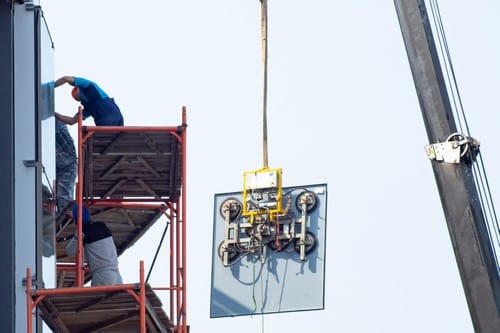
[{"xmin": 38, "ymin": 10, "xmax": 56, "ymax": 290}]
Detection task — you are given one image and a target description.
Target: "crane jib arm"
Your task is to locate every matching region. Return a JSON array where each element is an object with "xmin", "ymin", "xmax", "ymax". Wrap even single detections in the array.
[{"xmin": 393, "ymin": 1, "xmax": 500, "ymax": 332}]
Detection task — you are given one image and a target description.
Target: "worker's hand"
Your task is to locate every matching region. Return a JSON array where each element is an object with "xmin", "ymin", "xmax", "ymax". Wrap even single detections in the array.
[
  {"xmin": 61, "ymin": 234, "xmax": 77, "ymax": 241},
  {"xmin": 55, "ymin": 112, "xmax": 79, "ymax": 125}
]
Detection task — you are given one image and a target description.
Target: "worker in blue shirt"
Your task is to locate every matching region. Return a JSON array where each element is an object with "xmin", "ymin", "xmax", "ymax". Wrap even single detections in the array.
[{"xmin": 55, "ymin": 75, "xmax": 124, "ymax": 126}]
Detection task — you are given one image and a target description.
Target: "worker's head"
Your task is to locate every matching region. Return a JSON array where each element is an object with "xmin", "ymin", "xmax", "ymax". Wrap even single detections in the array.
[
  {"xmin": 71, "ymin": 204, "xmax": 91, "ymax": 224},
  {"xmin": 71, "ymin": 86, "xmax": 81, "ymax": 101}
]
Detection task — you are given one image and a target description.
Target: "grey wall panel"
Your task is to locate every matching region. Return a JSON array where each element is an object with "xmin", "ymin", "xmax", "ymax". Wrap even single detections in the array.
[{"xmin": 14, "ymin": 3, "xmax": 37, "ymax": 332}]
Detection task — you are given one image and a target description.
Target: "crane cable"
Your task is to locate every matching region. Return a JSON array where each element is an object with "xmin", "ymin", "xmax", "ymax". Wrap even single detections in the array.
[
  {"xmin": 257, "ymin": 3, "xmax": 269, "ymax": 332},
  {"xmin": 260, "ymin": 0, "xmax": 269, "ymax": 169},
  {"xmin": 428, "ymin": 0, "xmax": 470, "ymax": 134},
  {"xmin": 429, "ymin": 0, "xmax": 500, "ymax": 275}
]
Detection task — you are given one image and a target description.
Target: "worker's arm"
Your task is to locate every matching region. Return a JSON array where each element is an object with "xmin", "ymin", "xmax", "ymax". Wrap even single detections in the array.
[
  {"xmin": 55, "ymin": 111, "xmax": 79, "ymax": 125},
  {"xmin": 66, "ymin": 235, "xmax": 78, "ymax": 256},
  {"xmin": 54, "ymin": 76, "xmax": 75, "ymax": 88}
]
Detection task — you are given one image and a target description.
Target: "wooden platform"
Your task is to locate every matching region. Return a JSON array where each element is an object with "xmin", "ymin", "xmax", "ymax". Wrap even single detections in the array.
[
  {"xmin": 35, "ymin": 284, "xmax": 173, "ymax": 333},
  {"xmin": 83, "ymin": 129, "xmax": 182, "ymax": 199}
]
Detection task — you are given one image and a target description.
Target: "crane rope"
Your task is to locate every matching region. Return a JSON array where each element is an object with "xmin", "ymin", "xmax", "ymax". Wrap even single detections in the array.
[
  {"xmin": 429, "ymin": 0, "xmax": 500, "ymax": 275},
  {"xmin": 260, "ymin": 0, "xmax": 269, "ymax": 169},
  {"xmin": 256, "ymin": 4, "xmax": 270, "ymax": 332},
  {"xmin": 428, "ymin": 0, "xmax": 470, "ymax": 135}
]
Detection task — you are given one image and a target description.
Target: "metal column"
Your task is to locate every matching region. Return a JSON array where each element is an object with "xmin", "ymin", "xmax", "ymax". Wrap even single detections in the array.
[{"xmin": 394, "ymin": 1, "xmax": 500, "ymax": 332}]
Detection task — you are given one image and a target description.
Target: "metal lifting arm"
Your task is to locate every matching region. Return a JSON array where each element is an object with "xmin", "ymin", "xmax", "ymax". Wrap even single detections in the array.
[{"xmin": 394, "ymin": 1, "xmax": 500, "ymax": 332}]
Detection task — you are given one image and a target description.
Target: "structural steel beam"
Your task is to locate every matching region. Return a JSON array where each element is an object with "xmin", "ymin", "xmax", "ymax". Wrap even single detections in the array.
[{"xmin": 394, "ymin": 1, "xmax": 500, "ymax": 332}]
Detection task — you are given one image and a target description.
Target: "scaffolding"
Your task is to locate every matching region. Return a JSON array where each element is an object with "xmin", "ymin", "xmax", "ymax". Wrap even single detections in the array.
[{"xmin": 26, "ymin": 107, "xmax": 188, "ymax": 332}]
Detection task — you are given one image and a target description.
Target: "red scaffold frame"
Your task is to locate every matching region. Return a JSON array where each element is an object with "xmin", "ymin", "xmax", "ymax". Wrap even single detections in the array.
[{"xmin": 26, "ymin": 107, "xmax": 188, "ymax": 333}]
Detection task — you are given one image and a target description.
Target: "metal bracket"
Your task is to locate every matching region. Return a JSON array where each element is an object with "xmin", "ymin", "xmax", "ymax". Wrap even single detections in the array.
[
  {"xmin": 11, "ymin": 0, "xmax": 33, "ymax": 6},
  {"xmin": 23, "ymin": 160, "xmax": 38, "ymax": 168},
  {"xmin": 425, "ymin": 132, "xmax": 480, "ymax": 164},
  {"xmin": 25, "ymin": 2, "xmax": 37, "ymax": 11},
  {"xmin": 22, "ymin": 274, "xmax": 38, "ymax": 288}
]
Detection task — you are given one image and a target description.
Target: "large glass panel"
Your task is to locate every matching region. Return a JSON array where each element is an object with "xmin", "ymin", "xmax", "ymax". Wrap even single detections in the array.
[
  {"xmin": 39, "ymin": 13, "xmax": 56, "ymax": 289},
  {"xmin": 210, "ymin": 184, "xmax": 328, "ymax": 318}
]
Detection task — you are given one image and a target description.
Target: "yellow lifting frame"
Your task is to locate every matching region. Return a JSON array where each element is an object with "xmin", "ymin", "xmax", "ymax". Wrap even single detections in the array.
[{"xmin": 242, "ymin": 167, "xmax": 283, "ymax": 223}]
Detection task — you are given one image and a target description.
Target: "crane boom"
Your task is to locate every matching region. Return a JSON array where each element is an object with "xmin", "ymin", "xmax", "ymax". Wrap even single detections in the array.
[{"xmin": 394, "ymin": 1, "xmax": 500, "ymax": 332}]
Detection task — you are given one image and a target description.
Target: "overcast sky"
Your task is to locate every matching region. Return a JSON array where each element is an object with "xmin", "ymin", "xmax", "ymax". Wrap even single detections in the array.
[{"xmin": 40, "ymin": 1, "xmax": 500, "ymax": 332}]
